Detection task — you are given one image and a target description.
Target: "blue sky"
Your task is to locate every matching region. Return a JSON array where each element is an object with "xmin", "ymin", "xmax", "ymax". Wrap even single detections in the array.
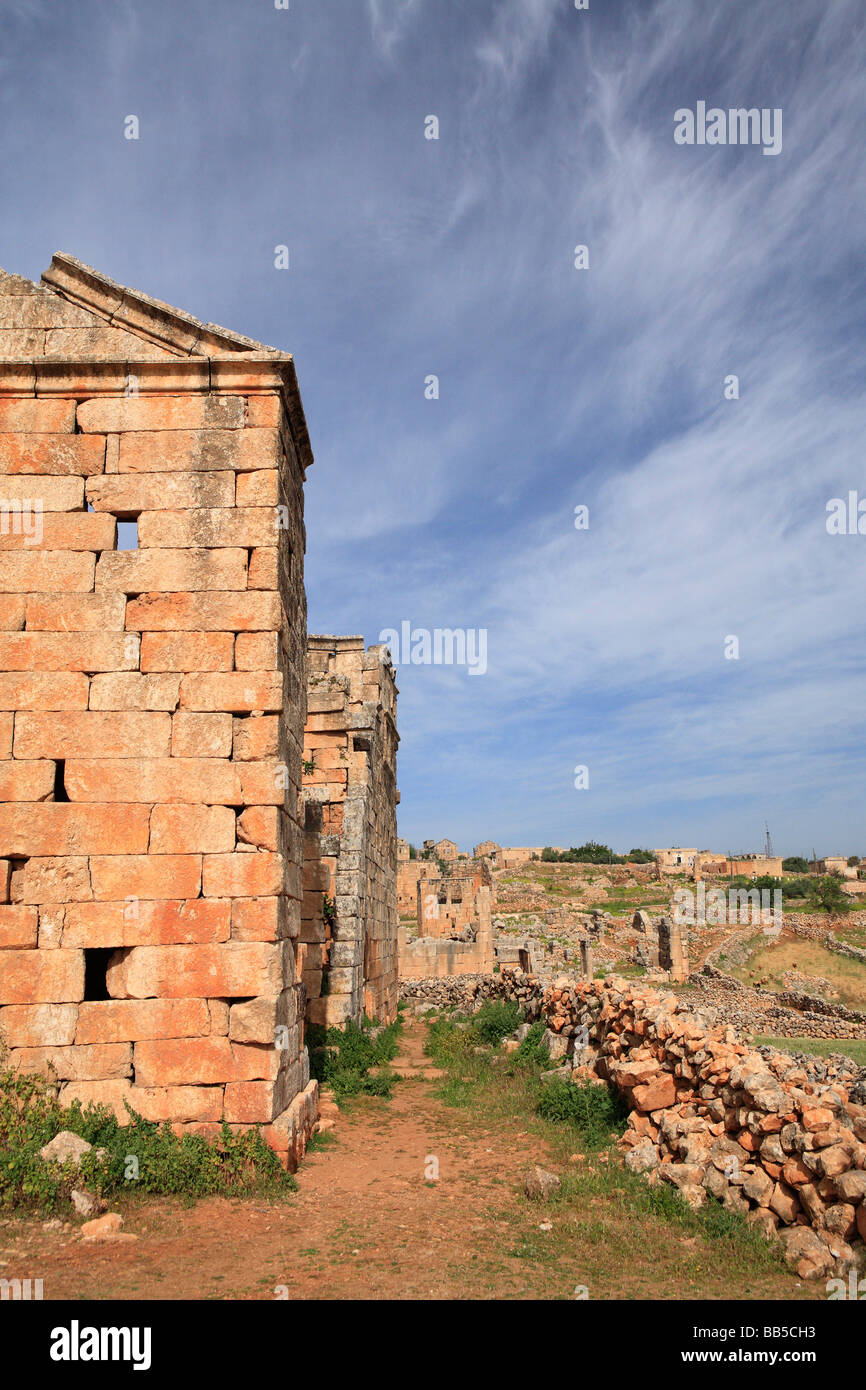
[{"xmin": 1, "ymin": 0, "xmax": 864, "ymax": 857}]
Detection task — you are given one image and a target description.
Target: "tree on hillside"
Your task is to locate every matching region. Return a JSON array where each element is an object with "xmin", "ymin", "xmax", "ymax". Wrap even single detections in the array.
[
  {"xmin": 806, "ymin": 875, "xmax": 847, "ymax": 914},
  {"xmin": 570, "ymin": 842, "xmax": 623, "ymax": 864},
  {"xmin": 783, "ymin": 856, "xmax": 809, "ymax": 874}
]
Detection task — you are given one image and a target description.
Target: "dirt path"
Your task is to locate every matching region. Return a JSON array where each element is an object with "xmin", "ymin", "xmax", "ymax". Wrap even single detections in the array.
[{"xmin": 0, "ymin": 1022, "xmax": 818, "ymax": 1301}]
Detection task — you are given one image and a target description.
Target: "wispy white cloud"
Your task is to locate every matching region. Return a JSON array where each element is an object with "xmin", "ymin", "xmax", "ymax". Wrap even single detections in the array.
[
  {"xmin": 367, "ymin": 0, "xmax": 424, "ymax": 58},
  {"xmin": 474, "ymin": 0, "xmax": 561, "ymax": 90}
]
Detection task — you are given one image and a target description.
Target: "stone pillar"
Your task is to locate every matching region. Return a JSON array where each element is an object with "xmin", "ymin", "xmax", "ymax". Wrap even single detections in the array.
[
  {"xmin": 579, "ymin": 939, "xmax": 594, "ymax": 980},
  {"xmin": 657, "ymin": 915, "xmax": 689, "ymax": 981}
]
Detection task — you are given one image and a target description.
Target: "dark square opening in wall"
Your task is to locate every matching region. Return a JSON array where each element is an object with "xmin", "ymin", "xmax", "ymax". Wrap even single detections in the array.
[
  {"xmin": 83, "ymin": 947, "xmax": 115, "ymax": 1002},
  {"xmin": 53, "ymin": 759, "xmax": 69, "ymax": 803}
]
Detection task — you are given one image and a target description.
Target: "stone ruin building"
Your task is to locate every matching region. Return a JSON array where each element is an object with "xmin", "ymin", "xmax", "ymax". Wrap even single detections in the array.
[
  {"xmin": 398, "ymin": 858, "xmax": 493, "ymax": 978},
  {"xmin": 631, "ymin": 909, "xmax": 689, "ymax": 981},
  {"xmin": 0, "ymin": 254, "xmax": 400, "ymax": 1166},
  {"xmin": 301, "ymin": 634, "xmax": 399, "ymax": 1028},
  {"xmin": 397, "ymin": 851, "xmax": 437, "ymax": 915}
]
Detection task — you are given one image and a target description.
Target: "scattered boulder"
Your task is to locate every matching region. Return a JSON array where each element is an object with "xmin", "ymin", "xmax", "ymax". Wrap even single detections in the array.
[
  {"xmin": 80, "ymin": 1212, "xmax": 122, "ymax": 1238},
  {"xmin": 523, "ymin": 1166, "xmax": 562, "ymax": 1201},
  {"xmin": 39, "ymin": 1131, "xmax": 92, "ymax": 1167},
  {"xmin": 778, "ymin": 1226, "xmax": 835, "ymax": 1280},
  {"xmin": 624, "ymin": 1139, "xmax": 659, "ymax": 1174},
  {"xmin": 71, "ymin": 1189, "xmax": 100, "ymax": 1218},
  {"xmin": 539, "ymin": 1029, "xmax": 569, "ymax": 1062}
]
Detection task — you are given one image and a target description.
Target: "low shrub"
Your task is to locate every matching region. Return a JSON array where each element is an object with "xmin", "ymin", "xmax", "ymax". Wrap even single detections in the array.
[
  {"xmin": 307, "ymin": 1017, "xmax": 402, "ymax": 1102},
  {"xmin": 472, "ymin": 1000, "xmax": 521, "ymax": 1045},
  {"xmin": 0, "ymin": 1052, "xmax": 296, "ymax": 1214},
  {"xmin": 536, "ymin": 1077, "xmax": 629, "ymax": 1146}
]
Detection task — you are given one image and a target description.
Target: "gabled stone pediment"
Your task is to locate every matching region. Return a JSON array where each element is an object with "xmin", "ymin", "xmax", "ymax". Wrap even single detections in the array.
[
  {"xmin": 0, "ymin": 253, "xmax": 313, "ymax": 473},
  {"xmin": 0, "ymin": 253, "xmax": 289, "ymax": 361}
]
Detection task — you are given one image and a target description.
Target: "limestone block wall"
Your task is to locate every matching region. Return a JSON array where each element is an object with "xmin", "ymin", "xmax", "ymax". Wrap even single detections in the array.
[
  {"xmin": 397, "ymin": 858, "xmax": 436, "ymax": 914},
  {"xmin": 416, "ymin": 861, "xmax": 492, "ymax": 938},
  {"xmin": 397, "ymin": 926, "xmax": 492, "ymax": 980},
  {"xmin": 399, "ymin": 878, "xmax": 493, "ymax": 979},
  {"xmin": 301, "ymin": 636, "xmax": 399, "ymax": 1027},
  {"xmin": 0, "ymin": 255, "xmax": 318, "ymax": 1165},
  {"xmin": 498, "ymin": 846, "xmax": 547, "ymax": 868}
]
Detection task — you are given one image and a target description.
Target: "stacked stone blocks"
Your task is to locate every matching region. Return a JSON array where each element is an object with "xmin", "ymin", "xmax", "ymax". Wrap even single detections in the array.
[
  {"xmin": 0, "ymin": 255, "xmax": 319, "ymax": 1164},
  {"xmin": 301, "ymin": 636, "xmax": 399, "ymax": 1027}
]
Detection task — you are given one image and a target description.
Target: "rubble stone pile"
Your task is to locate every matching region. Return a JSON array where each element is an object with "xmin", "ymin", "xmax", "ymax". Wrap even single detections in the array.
[{"xmin": 538, "ymin": 974, "xmax": 866, "ymax": 1280}]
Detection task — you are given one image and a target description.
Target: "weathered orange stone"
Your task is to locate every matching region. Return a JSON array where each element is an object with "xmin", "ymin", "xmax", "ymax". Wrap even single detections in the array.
[
  {"xmin": 14, "ymin": 711, "xmax": 170, "ymax": 759},
  {"xmin": 61, "ymin": 899, "xmax": 231, "ymax": 949},
  {"xmin": 133, "ymin": 1037, "xmax": 279, "ymax": 1087},
  {"xmin": 75, "ymin": 998, "xmax": 211, "ymax": 1045},
  {"xmin": 0, "ymin": 1002, "xmax": 78, "ymax": 1047},
  {"xmin": 149, "ymin": 805, "xmax": 236, "ymax": 854},
  {"xmin": 140, "ymin": 631, "xmax": 234, "ymax": 672},
  {"xmin": 0, "ymin": 432, "xmax": 105, "ymax": 475},
  {"xmin": 179, "ymin": 672, "xmax": 283, "ymax": 713},
  {"xmin": 0, "ymin": 904, "xmax": 39, "ymax": 948},
  {"xmin": 106, "ymin": 942, "xmax": 288, "ymax": 1000},
  {"xmin": 0, "ymin": 760, "xmax": 55, "ymax": 802},
  {"xmin": 0, "ymin": 804, "xmax": 150, "ymax": 856},
  {"xmin": 0, "ymin": 672, "xmax": 90, "ymax": 710},
  {"xmin": 89, "ymin": 855, "xmax": 202, "ymax": 901},
  {"xmin": 65, "ymin": 759, "xmax": 242, "ymax": 804},
  {"xmin": 10, "ymin": 1043, "xmax": 131, "ymax": 1080},
  {"xmin": 0, "ymin": 949, "xmax": 84, "ymax": 1004},
  {"xmin": 24, "ymin": 594, "xmax": 126, "ymax": 632},
  {"xmin": 126, "ymin": 591, "xmax": 281, "ymax": 632},
  {"xmin": 202, "ymin": 852, "xmax": 284, "ymax": 898}
]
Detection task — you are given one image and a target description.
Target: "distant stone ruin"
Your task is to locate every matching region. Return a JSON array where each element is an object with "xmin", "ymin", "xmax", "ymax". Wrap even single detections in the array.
[
  {"xmin": 399, "ymin": 859, "xmax": 493, "ymax": 978},
  {"xmin": 631, "ymin": 909, "xmax": 689, "ymax": 980}
]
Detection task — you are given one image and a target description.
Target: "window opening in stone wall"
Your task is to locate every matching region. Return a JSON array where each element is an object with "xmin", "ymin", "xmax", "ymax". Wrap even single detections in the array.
[{"xmin": 83, "ymin": 948, "xmax": 115, "ymax": 1002}]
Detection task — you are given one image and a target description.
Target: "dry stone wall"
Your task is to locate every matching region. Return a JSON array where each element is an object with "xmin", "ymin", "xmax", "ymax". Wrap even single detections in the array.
[
  {"xmin": 540, "ymin": 975, "xmax": 866, "ymax": 1280},
  {"xmin": 401, "ymin": 966, "xmax": 866, "ymax": 1277},
  {"xmin": 688, "ymin": 966, "xmax": 866, "ymax": 1040},
  {"xmin": 0, "ymin": 255, "xmax": 319, "ymax": 1165}
]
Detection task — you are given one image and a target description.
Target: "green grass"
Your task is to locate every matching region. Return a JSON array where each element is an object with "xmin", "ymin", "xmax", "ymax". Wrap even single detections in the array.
[
  {"xmin": 472, "ymin": 1000, "xmax": 522, "ymax": 1044},
  {"xmin": 307, "ymin": 1016, "xmax": 403, "ymax": 1103},
  {"xmin": 833, "ymin": 921, "xmax": 866, "ymax": 950},
  {"xmin": 536, "ymin": 1076, "xmax": 630, "ymax": 1144},
  {"xmin": 726, "ymin": 933, "xmax": 866, "ymax": 1009},
  {"xmin": 423, "ymin": 1016, "xmax": 790, "ymax": 1286},
  {"xmin": 0, "ymin": 1051, "xmax": 296, "ymax": 1216},
  {"xmin": 752, "ymin": 1035, "xmax": 866, "ymax": 1067}
]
